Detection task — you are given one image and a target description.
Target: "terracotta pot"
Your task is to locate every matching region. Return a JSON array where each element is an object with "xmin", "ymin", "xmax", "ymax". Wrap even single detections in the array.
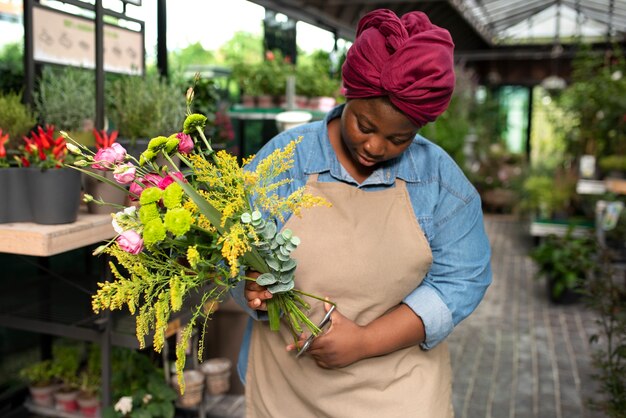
[
  {"xmin": 29, "ymin": 383, "xmax": 58, "ymax": 407},
  {"xmin": 77, "ymin": 394, "xmax": 100, "ymax": 417},
  {"xmin": 54, "ymin": 389, "xmax": 80, "ymax": 412}
]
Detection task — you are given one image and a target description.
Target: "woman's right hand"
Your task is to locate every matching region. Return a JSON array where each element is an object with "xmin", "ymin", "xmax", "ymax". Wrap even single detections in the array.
[{"xmin": 245, "ymin": 271, "xmax": 273, "ymax": 311}]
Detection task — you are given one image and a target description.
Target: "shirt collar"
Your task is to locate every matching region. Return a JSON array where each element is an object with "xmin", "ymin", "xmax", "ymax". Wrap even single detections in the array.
[{"xmin": 303, "ymin": 104, "xmax": 423, "ymax": 186}]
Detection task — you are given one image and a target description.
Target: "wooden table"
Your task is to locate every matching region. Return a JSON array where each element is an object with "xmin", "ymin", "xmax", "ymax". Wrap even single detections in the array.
[{"xmin": 0, "ymin": 208, "xmax": 115, "ymax": 256}]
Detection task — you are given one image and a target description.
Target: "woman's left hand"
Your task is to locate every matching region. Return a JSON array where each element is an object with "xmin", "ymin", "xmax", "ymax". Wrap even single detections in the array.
[{"xmin": 286, "ymin": 302, "xmax": 367, "ymax": 368}]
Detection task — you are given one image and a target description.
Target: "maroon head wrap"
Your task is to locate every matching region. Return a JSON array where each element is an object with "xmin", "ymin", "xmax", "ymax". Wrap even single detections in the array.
[{"xmin": 342, "ymin": 9, "xmax": 455, "ymax": 127}]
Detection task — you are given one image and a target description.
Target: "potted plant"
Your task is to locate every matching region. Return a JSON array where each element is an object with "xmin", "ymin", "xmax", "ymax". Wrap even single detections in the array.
[
  {"xmin": 0, "ymin": 91, "xmax": 36, "ymax": 149},
  {"xmin": 530, "ymin": 227, "xmax": 598, "ymax": 303},
  {"xmin": 106, "ymin": 73, "xmax": 186, "ymax": 158},
  {"xmin": 18, "ymin": 359, "xmax": 59, "ymax": 407},
  {"xmin": 51, "ymin": 343, "xmax": 82, "ymax": 413},
  {"xmin": 15, "ymin": 125, "xmax": 81, "ymax": 224},
  {"xmin": 76, "ymin": 345, "xmax": 101, "ymax": 417},
  {"xmin": 102, "ymin": 348, "xmax": 177, "ymax": 418},
  {"xmin": 34, "ymin": 66, "xmax": 96, "ymax": 146}
]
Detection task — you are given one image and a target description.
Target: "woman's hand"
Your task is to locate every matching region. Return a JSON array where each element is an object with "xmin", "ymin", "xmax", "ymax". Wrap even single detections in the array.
[
  {"xmin": 286, "ymin": 302, "xmax": 367, "ymax": 368},
  {"xmin": 286, "ymin": 302, "xmax": 426, "ymax": 369},
  {"xmin": 244, "ymin": 271, "xmax": 273, "ymax": 311}
]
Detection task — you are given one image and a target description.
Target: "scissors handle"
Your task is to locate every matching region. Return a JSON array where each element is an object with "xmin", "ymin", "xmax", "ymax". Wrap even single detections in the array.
[{"xmin": 296, "ymin": 305, "xmax": 335, "ymax": 358}]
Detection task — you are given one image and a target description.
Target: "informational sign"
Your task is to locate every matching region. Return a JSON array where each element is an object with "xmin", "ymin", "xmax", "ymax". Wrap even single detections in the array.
[{"xmin": 33, "ymin": 5, "xmax": 144, "ymax": 75}]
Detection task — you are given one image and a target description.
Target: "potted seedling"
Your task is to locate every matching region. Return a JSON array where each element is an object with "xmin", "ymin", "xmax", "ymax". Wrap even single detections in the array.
[
  {"xmin": 530, "ymin": 227, "xmax": 598, "ymax": 304},
  {"xmin": 51, "ymin": 344, "xmax": 82, "ymax": 413},
  {"xmin": 19, "ymin": 359, "xmax": 59, "ymax": 407}
]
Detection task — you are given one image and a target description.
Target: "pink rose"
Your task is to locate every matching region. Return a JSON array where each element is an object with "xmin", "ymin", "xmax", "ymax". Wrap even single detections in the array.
[
  {"xmin": 129, "ymin": 173, "xmax": 164, "ymax": 200},
  {"xmin": 157, "ymin": 172, "xmax": 185, "ymax": 190},
  {"xmin": 93, "ymin": 143, "xmax": 127, "ymax": 170},
  {"xmin": 116, "ymin": 230, "xmax": 143, "ymax": 254},
  {"xmin": 113, "ymin": 163, "xmax": 136, "ymax": 184},
  {"xmin": 110, "ymin": 143, "xmax": 127, "ymax": 160},
  {"xmin": 176, "ymin": 132, "xmax": 194, "ymax": 154}
]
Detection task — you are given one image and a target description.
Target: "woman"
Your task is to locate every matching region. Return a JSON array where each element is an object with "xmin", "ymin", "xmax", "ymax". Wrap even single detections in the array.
[{"xmin": 233, "ymin": 9, "xmax": 492, "ymax": 417}]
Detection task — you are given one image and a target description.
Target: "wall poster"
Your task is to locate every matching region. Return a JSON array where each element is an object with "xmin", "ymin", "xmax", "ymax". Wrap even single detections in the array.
[{"xmin": 33, "ymin": 5, "xmax": 144, "ymax": 75}]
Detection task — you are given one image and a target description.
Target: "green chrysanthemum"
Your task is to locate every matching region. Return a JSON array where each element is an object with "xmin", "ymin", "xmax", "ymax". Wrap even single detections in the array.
[
  {"xmin": 143, "ymin": 218, "xmax": 166, "ymax": 246},
  {"xmin": 183, "ymin": 114, "xmax": 207, "ymax": 134},
  {"xmin": 148, "ymin": 136, "xmax": 168, "ymax": 150},
  {"xmin": 163, "ymin": 183, "xmax": 184, "ymax": 209},
  {"xmin": 165, "ymin": 136, "xmax": 179, "ymax": 154},
  {"xmin": 139, "ymin": 149, "xmax": 157, "ymax": 165},
  {"xmin": 140, "ymin": 187, "xmax": 163, "ymax": 205},
  {"xmin": 139, "ymin": 203, "xmax": 160, "ymax": 224},
  {"xmin": 164, "ymin": 208, "xmax": 192, "ymax": 236}
]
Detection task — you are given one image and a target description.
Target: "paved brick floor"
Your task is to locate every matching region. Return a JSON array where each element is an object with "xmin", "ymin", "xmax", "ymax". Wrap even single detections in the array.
[{"xmin": 448, "ymin": 215, "xmax": 607, "ymax": 418}]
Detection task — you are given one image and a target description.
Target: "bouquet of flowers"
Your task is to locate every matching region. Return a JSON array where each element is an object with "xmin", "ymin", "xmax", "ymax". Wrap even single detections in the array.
[{"xmin": 65, "ymin": 85, "xmax": 331, "ymax": 392}]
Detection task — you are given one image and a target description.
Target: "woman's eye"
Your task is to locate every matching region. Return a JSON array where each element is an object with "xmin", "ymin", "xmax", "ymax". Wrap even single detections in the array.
[{"xmin": 358, "ymin": 125, "xmax": 373, "ymax": 134}]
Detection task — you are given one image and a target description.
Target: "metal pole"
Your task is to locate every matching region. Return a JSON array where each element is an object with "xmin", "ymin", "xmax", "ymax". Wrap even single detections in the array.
[
  {"xmin": 23, "ymin": 0, "xmax": 34, "ymax": 106},
  {"xmin": 157, "ymin": 0, "xmax": 168, "ymax": 79},
  {"xmin": 95, "ymin": 0, "xmax": 105, "ymax": 130}
]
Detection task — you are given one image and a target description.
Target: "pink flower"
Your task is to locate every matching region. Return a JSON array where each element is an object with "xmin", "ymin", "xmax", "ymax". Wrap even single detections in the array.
[
  {"xmin": 129, "ymin": 173, "xmax": 164, "ymax": 200},
  {"xmin": 176, "ymin": 132, "xmax": 194, "ymax": 154},
  {"xmin": 157, "ymin": 172, "xmax": 185, "ymax": 190},
  {"xmin": 93, "ymin": 143, "xmax": 127, "ymax": 170},
  {"xmin": 113, "ymin": 163, "xmax": 136, "ymax": 184},
  {"xmin": 116, "ymin": 230, "xmax": 143, "ymax": 254}
]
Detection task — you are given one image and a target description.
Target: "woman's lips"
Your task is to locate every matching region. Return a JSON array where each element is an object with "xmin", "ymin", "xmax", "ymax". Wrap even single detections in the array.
[{"xmin": 356, "ymin": 153, "xmax": 378, "ymax": 167}]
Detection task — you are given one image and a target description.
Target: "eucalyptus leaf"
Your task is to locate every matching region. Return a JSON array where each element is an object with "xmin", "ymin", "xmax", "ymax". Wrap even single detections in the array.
[
  {"xmin": 281, "ymin": 229, "xmax": 293, "ymax": 240},
  {"xmin": 278, "ymin": 271, "xmax": 294, "ymax": 283},
  {"xmin": 240, "ymin": 212, "xmax": 252, "ymax": 223},
  {"xmin": 268, "ymin": 281, "xmax": 295, "ymax": 294},
  {"xmin": 262, "ymin": 222, "xmax": 277, "ymax": 240},
  {"xmin": 290, "ymin": 236, "xmax": 301, "ymax": 246},
  {"xmin": 256, "ymin": 272, "xmax": 278, "ymax": 286},
  {"xmin": 275, "ymin": 234, "xmax": 285, "ymax": 245},
  {"xmin": 280, "ymin": 258, "xmax": 297, "ymax": 272},
  {"xmin": 279, "ymin": 246, "xmax": 291, "ymax": 256},
  {"xmin": 266, "ymin": 258, "xmax": 280, "ymax": 271},
  {"xmin": 276, "ymin": 252, "xmax": 291, "ymax": 262},
  {"xmin": 251, "ymin": 210, "xmax": 262, "ymax": 222}
]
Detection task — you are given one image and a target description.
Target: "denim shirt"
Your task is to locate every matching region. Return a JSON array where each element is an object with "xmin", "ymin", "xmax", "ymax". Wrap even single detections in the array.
[{"xmin": 232, "ymin": 104, "xmax": 492, "ymax": 383}]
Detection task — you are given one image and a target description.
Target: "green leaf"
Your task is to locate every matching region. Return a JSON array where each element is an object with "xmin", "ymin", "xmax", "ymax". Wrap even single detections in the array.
[
  {"xmin": 276, "ymin": 252, "xmax": 291, "ymax": 262},
  {"xmin": 256, "ymin": 272, "xmax": 278, "ymax": 286},
  {"xmin": 262, "ymin": 222, "xmax": 277, "ymax": 240},
  {"xmin": 280, "ymin": 258, "xmax": 297, "ymax": 272},
  {"xmin": 278, "ymin": 270, "xmax": 294, "ymax": 283},
  {"xmin": 269, "ymin": 281, "xmax": 295, "ymax": 294},
  {"xmin": 267, "ymin": 298, "xmax": 281, "ymax": 331},
  {"xmin": 174, "ymin": 177, "xmax": 225, "ymax": 234},
  {"xmin": 266, "ymin": 258, "xmax": 280, "ymax": 271}
]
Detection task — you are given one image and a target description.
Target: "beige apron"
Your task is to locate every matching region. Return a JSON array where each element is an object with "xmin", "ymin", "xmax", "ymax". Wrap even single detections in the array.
[{"xmin": 246, "ymin": 174, "xmax": 453, "ymax": 418}]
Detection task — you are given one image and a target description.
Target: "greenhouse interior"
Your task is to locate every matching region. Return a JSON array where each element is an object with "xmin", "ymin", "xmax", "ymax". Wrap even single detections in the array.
[{"xmin": 1, "ymin": 0, "xmax": 626, "ymax": 417}]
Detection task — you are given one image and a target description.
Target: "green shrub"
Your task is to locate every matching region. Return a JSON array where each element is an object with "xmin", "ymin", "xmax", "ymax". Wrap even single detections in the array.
[
  {"xmin": 34, "ymin": 66, "xmax": 96, "ymax": 131},
  {"xmin": 106, "ymin": 73, "xmax": 186, "ymax": 139},
  {"xmin": 0, "ymin": 91, "xmax": 36, "ymax": 148}
]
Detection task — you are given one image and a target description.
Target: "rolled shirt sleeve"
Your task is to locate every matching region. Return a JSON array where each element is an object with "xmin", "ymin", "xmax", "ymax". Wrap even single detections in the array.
[{"xmin": 403, "ymin": 193, "xmax": 492, "ymax": 349}]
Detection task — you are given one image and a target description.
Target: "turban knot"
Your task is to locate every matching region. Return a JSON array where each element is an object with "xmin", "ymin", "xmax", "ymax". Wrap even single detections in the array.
[{"xmin": 341, "ymin": 9, "xmax": 455, "ymax": 127}]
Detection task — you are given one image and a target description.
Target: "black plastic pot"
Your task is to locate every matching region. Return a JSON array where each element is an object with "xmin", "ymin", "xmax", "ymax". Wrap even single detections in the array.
[{"xmin": 26, "ymin": 168, "xmax": 81, "ymax": 225}]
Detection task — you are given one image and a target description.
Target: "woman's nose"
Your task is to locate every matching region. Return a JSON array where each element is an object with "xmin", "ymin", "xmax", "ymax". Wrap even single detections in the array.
[{"xmin": 364, "ymin": 137, "xmax": 385, "ymax": 157}]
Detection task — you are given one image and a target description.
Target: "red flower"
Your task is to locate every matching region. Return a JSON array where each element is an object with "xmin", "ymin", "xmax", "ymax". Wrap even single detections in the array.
[
  {"xmin": 93, "ymin": 129, "xmax": 119, "ymax": 149},
  {"xmin": 0, "ymin": 129, "xmax": 9, "ymax": 159}
]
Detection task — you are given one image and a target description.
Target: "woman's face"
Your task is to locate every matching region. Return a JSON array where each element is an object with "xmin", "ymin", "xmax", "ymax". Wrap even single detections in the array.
[{"xmin": 340, "ymin": 98, "xmax": 419, "ymax": 170}]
